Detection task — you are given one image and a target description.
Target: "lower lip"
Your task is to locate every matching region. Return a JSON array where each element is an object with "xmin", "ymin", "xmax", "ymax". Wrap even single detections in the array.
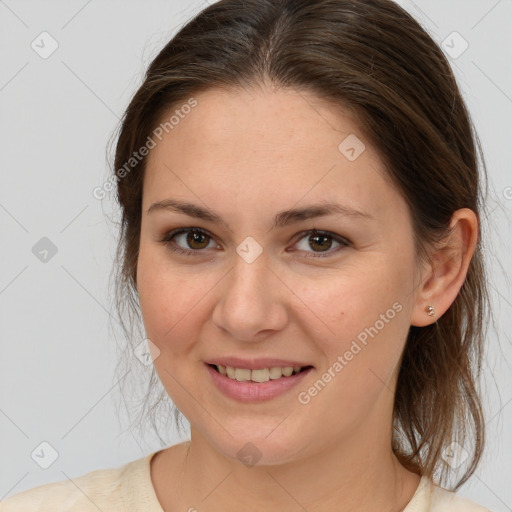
[{"xmin": 205, "ymin": 364, "xmax": 313, "ymax": 402}]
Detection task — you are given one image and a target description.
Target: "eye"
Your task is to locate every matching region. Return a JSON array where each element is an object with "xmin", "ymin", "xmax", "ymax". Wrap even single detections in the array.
[
  {"xmin": 291, "ymin": 229, "xmax": 350, "ymax": 258},
  {"xmin": 157, "ymin": 227, "xmax": 350, "ymax": 258},
  {"xmin": 158, "ymin": 227, "xmax": 218, "ymax": 256}
]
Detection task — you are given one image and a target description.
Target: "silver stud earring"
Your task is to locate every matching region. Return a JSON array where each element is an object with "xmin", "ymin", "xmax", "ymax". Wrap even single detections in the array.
[{"xmin": 425, "ymin": 305, "xmax": 435, "ymax": 317}]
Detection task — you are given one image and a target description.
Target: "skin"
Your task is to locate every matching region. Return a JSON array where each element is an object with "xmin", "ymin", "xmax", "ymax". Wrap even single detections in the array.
[{"xmin": 135, "ymin": 84, "xmax": 478, "ymax": 512}]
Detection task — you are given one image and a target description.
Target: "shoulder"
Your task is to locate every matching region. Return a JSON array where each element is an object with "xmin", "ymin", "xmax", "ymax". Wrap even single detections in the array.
[
  {"xmin": 0, "ymin": 452, "xmax": 158, "ymax": 512},
  {"xmin": 429, "ymin": 481, "xmax": 492, "ymax": 512},
  {"xmin": 404, "ymin": 475, "xmax": 493, "ymax": 512}
]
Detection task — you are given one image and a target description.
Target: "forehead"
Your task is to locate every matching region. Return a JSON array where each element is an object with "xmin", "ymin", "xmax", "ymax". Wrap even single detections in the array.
[
  {"xmin": 142, "ymin": 86, "xmax": 399, "ymax": 223},
  {"xmin": 148, "ymin": 86, "xmax": 375, "ymax": 163}
]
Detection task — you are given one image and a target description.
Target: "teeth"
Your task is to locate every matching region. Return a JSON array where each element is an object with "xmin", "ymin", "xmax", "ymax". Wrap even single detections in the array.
[
  {"xmin": 281, "ymin": 366, "xmax": 293, "ymax": 377},
  {"xmin": 251, "ymin": 368, "xmax": 269, "ymax": 383},
  {"xmin": 216, "ymin": 364, "xmax": 305, "ymax": 382},
  {"xmin": 269, "ymin": 367, "xmax": 283, "ymax": 379},
  {"xmin": 235, "ymin": 368, "xmax": 251, "ymax": 381}
]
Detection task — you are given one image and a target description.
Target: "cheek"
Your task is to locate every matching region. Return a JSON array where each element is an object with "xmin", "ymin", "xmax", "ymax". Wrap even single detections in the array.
[
  {"xmin": 295, "ymin": 260, "xmax": 411, "ymax": 372},
  {"xmin": 297, "ymin": 263, "xmax": 406, "ymax": 329},
  {"xmin": 294, "ymin": 275, "xmax": 410, "ymax": 426},
  {"xmin": 137, "ymin": 250, "xmax": 201, "ymax": 352}
]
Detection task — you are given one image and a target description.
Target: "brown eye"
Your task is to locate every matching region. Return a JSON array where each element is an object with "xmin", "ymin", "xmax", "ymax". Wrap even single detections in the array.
[
  {"xmin": 293, "ymin": 229, "xmax": 350, "ymax": 258},
  {"xmin": 184, "ymin": 230, "xmax": 211, "ymax": 250},
  {"xmin": 159, "ymin": 228, "xmax": 218, "ymax": 255},
  {"xmin": 159, "ymin": 227, "xmax": 350, "ymax": 259},
  {"xmin": 308, "ymin": 233, "xmax": 333, "ymax": 252}
]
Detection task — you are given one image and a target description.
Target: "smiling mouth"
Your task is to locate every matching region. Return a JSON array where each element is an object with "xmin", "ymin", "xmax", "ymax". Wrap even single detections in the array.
[{"xmin": 207, "ymin": 363, "xmax": 314, "ymax": 383}]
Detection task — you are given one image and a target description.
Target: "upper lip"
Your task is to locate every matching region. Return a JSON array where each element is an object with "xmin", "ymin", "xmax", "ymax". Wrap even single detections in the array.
[{"xmin": 205, "ymin": 357, "xmax": 314, "ymax": 370}]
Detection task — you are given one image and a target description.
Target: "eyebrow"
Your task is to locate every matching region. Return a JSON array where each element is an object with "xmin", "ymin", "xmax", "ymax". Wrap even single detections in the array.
[{"xmin": 147, "ymin": 198, "xmax": 374, "ymax": 229}]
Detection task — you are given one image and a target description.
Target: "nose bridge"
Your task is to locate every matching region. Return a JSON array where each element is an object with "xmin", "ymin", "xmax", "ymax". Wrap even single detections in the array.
[
  {"xmin": 212, "ymin": 242, "xmax": 288, "ymax": 340},
  {"xmin": 229, "ymin": 242, "xmax": 274, "ymax": 310},
  {"xmin": 232, "ymin": 244, "xmax": 269, "ymax": 297}
]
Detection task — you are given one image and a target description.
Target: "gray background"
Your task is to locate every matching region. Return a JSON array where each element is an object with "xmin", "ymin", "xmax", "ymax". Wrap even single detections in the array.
[{"xmin": 0, "ymin": 0, "xmax": 511, "ymax": 510}]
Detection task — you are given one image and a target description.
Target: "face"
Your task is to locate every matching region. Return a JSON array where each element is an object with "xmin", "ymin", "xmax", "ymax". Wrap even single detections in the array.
[{"xmin": 136, "ymin": 86, "xmax": 424, "ymax": 466}]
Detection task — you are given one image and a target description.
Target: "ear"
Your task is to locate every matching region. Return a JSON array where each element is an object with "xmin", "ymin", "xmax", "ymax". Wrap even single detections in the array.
[{"xmin": 410, "ymin": 208, "xmax": 479, "ymax": 327}]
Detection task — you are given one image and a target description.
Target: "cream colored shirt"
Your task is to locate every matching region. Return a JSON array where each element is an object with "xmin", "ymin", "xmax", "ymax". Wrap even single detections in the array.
[{"xmin": 0, "ymin": 451, "xmax": 492, "ymax": 511}]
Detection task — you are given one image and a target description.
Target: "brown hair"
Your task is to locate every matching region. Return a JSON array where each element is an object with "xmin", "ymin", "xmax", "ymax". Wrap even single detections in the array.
[{"xmin": 109, "ymin": 0, "xmax": 491, "ymax": 490}]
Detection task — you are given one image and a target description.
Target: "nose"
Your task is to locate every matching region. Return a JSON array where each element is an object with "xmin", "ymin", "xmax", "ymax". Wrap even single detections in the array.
[{"xmin": 211, "ymin": 250, "xmax": 289, "ymax": 342}]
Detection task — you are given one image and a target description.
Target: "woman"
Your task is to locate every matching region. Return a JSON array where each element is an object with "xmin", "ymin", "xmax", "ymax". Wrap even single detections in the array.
[{"xmin": 1, "ymin": 0, "xmax": 495, "ymax": 510}]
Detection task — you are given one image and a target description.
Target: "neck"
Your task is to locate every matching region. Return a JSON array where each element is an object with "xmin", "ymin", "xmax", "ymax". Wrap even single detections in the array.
[{"xmin": 153, "ymin": 425, "xmax": 421, "ymax": 512}]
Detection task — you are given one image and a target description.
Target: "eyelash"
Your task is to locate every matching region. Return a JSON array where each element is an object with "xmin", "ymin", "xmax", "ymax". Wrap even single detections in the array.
[{"xmin": 157, "ymin": 227, "xmax": 351, "ymax": 259}]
